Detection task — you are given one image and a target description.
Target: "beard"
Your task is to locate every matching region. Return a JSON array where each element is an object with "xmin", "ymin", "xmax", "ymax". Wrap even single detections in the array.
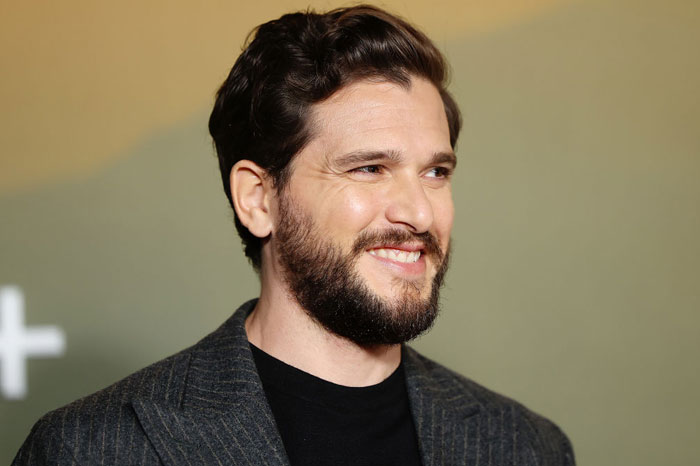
[{"xmin": 274, "ymin": 193, "xmax": 450, "ymax": 347}]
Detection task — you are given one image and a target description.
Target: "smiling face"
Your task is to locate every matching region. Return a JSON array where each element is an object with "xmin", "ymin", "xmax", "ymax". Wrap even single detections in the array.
[{"xmin": 269, "ymin": 76, "xmax": 455, "ymax": 345}]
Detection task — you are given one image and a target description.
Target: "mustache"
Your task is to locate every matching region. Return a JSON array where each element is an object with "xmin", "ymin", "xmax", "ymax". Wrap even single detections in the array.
[{"xmin": 351, "ymin": 229, "xmax": 444, "ymax": 259}]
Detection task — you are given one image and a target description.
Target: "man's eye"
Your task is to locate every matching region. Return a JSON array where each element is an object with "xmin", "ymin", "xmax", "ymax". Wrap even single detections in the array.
[
  {"xmin": 352, "ymin": 165, "xmax": 383, "ymax": 174},
  {"xmin": 426, "ymin": 167, "xmax": 452, "ymax": 178}
]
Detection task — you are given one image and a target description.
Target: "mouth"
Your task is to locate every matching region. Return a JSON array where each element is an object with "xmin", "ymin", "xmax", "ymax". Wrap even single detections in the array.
[
  {"xmin": 367, "ymin": 248, "xmax": 422, "ymax": 264},
  {"xmin": 365, "ymin": 245, "xmax": 427, "ymax": 280},
  {"xmin": 353, "ymin": 231, "xmax": 439, "ymax": 278}
]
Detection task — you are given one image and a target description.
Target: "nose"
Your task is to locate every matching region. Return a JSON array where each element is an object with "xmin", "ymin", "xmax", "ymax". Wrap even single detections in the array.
[{"xmin": 384, "ymin": 175, "xmax": 434, "ymax": 233}]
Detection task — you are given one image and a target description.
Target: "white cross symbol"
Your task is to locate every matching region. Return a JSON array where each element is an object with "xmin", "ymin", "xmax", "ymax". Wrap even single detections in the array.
[{"xmin": 0, "ymin": 285, "xmax": 66, "ymax": 400}]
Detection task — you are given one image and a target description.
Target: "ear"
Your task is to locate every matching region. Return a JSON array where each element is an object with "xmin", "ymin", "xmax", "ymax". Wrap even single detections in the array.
[{"xmin": 230, "ymin": 160, "xmax": 273, "ymax": 238}]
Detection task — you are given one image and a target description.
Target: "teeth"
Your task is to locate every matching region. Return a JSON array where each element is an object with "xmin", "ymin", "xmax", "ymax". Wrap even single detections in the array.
[{"xmin": 368, "ymin": 248, "xmax": 420, "ymax": 263}]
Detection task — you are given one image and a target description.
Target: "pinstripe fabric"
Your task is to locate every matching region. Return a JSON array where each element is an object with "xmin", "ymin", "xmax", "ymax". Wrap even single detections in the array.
[
  {"xmin": 13, "ymin": 299, "xmax": 574, "ymax": 465},
  {"xmin": 403, "ymin": 348, "xmax": 574, "ymax": 465}
]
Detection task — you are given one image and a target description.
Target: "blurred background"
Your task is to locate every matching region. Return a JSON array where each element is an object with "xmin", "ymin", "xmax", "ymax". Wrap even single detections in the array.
[{"xmin": 1, "ymin": 0, "xmax": 699, "ymax": 464}]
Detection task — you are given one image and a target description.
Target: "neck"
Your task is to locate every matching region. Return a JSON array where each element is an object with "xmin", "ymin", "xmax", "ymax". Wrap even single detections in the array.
[{"xmin": 245, "ymin": 270, "xmax": 401, "ymax": 387}]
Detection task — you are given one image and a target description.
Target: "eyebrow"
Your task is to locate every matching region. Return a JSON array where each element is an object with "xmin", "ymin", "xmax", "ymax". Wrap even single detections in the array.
[
  {"xmin": 333, "ymin": 149, "xmax": 457, "ymax": 169},
  {"xmin": 431, "ymin": 151, "xmax": 458, "ymax": 169}
]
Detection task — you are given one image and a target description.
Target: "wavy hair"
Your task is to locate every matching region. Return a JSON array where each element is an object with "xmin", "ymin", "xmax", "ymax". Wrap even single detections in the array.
[{"xmin": 209, "ymin": 5, "xmax": 461, "ymax": 269}]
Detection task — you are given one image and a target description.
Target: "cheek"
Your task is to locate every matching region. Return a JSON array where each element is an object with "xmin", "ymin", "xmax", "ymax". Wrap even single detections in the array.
[{"xmin": 322, "ymin": 187, "xmax": 380, "ymax": 234}]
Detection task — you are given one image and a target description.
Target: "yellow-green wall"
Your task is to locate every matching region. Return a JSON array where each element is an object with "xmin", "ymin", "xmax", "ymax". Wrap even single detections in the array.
[{"xmin": 2, "ymin": 1, "xmax": 699, "ymax": 464}]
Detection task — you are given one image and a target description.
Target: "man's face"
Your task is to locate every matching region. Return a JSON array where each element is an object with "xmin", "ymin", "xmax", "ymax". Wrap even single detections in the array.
[{"xmin": 271, "ymin": 77, "xmax": 455, "ymax": 345}]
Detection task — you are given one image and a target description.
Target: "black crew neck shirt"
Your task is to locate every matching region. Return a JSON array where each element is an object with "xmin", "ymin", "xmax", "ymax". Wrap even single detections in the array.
[{"xmin": 250, "ymin": 344, "xmax": 423, "ymax": 466}]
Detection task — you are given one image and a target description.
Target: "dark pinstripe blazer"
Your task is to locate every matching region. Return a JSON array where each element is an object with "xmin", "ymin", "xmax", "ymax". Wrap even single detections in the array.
[{"xmin": 14, "ymin": 299, "xmax": 575, "ymax": 465}]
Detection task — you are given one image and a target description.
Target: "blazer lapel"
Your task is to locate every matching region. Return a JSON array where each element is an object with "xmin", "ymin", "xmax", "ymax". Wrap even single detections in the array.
[
  {"xmin": 403, "ymin": 347, "xmax": 483, "ymax": 466},
  {"xmin": 132, "ymin": 300, "xmax": 290, "ymax": 466},
  {"xmin": 132, "ymin": 398, "xmax": 287, "ymax": 466}
]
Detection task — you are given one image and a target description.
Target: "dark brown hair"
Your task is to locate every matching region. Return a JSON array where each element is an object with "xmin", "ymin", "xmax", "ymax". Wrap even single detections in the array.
[{"xmin": 209, "ymin": 5, "xmax": 462, "ymax": 269}]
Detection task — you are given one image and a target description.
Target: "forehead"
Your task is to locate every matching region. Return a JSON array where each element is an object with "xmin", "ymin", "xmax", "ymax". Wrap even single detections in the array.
[{"xmin": 304, "ymin": 77, "xmax": 452, "ymax": 161}]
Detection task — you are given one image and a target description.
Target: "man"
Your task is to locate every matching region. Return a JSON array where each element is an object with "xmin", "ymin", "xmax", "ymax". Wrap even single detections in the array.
[{"xmin": 14, "ymin": 5, "xmax": 574, "ymax": 465}]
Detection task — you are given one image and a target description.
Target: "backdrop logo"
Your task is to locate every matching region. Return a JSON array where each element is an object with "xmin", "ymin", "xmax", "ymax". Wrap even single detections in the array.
[{"xmin": 0, "ymin": 285, "xmax": 66, "ymax": 400}]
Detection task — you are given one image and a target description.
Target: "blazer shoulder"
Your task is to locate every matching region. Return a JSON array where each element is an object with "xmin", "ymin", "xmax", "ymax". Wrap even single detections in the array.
[
  {"xmin": 404, "ymin": 346, "xmax": 523, "ymax": 411},
  {"xmin": 404, "ymin": 347, "xmax": 576, "ymax": 465},
  {"xmin": 13, "ymin": 302, "xmax": 255, "ymax": 465},
  {"xmin": 12, "ymin": 414, "xmax": 80, "ymax": 466},
  {"xmin": 13, "ymin": 349, "xmax": 192, "ymax": 465},
  {"xmin": 57, "ymin": 347, "xmax": 192, "ymax": 418}
]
